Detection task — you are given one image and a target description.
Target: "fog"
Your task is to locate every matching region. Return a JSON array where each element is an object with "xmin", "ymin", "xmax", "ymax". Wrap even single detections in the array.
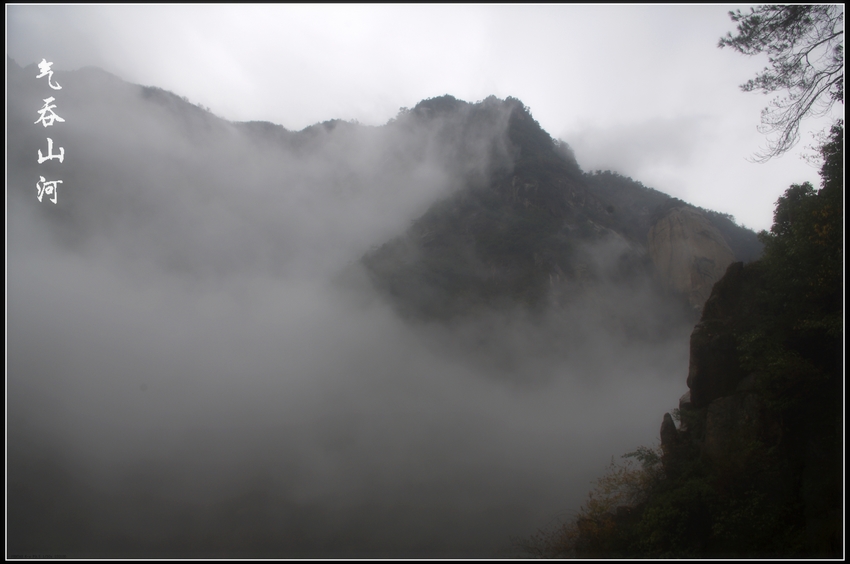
[{"xmin": 8, "ymin": 62, "xmax": 691, "ymax": 557}]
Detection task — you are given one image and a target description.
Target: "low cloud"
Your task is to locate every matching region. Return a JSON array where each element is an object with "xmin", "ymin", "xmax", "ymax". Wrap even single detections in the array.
[
  {"xmin": 564, "ymin": 115, "xmax": 709, "ymax": 178},
  {"xmin": 8, "ymin": 68, "xmax": 691, "ymax": 557}
]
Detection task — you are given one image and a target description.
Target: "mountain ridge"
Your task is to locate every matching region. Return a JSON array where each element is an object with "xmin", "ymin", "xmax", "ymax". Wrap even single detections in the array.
[
  {"xmin": 8, "ymin": 57, "xmax": 763, "ymax": 324},
  {"xmin": 358, "ymin": 94, "xmax": 761, "ymax": 322}
]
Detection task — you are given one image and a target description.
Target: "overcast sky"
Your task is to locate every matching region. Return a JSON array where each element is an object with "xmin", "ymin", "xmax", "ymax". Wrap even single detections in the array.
[{"xmin": 7, "ymin": 4, "xmax": 843, "ymax": 232}]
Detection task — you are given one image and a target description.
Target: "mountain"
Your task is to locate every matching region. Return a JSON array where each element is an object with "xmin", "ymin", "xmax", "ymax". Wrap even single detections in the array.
[
  {"xmin": 359, "ymin": 95, "xmax": 762, "ymax": 324},
  {"xmin": 8, "ymin": 58, "xmax": 769, "ymax": 558},
  {"xmin": 9, "ymin": 56, "xmax": 761, "ymax": 331},
  {"xmin": 8, "ymin": 58, "xmax": 760, "ymax": 316}
]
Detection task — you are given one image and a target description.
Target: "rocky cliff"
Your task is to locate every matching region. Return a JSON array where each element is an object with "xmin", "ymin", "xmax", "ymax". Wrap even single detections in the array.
[
  {"xmin": 545, "ymin": 121, "xmax": 843, "ymax": 555},
  {"xmin": 658, "ymin": 256, "xmax": 842, "ymax": 556},
  {"xmin": 519, "ymin": 109, "xmax": 841, "ymax": 564},
  {"xmin": 648, "ymin": 207, "xmax": 736, "ymax": 312}
]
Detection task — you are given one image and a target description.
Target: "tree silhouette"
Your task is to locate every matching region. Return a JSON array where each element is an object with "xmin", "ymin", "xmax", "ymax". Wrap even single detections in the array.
[{"xmin": 719, "ymin": 5, "xmax": 844, "ymax": 161}]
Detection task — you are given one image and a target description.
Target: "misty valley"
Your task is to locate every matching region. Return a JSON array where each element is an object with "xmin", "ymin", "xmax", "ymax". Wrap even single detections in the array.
[{"xmin": 7, "ymin": 58, "xmax": 841, "ymax": 558}]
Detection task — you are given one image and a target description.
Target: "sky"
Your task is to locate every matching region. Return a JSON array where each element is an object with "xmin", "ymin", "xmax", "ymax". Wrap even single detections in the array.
[
  {"xmin": 7, "ymin": 4, "xmax": 843, "ymax": 232},
  {"xmin": 5, "ymin": 4, "xmax": 844, "ymax": 558}
]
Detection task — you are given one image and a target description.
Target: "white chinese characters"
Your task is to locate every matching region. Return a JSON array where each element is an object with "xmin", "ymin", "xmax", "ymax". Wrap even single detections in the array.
[
  {"xmin": 36, "ymin": 176, "xmax": 63, "ymax": 204},
  {"xmin": 34, "ymin": 97, "xmax": 66, "ymax": 127},
  {"xmin": 36, "ymin": 59, "xmax": 62, "ymax": 90},
  {"xmin": 34, "ymin": 59, "xmax": 66, "ymax": 204},
  {"xmin": 37, "ymin": 138, "xmax": 65, "ymax": 164}
]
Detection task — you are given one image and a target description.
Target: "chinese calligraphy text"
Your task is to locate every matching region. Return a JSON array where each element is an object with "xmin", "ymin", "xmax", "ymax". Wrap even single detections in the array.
[{"xmin": 34, "ymin": 59, "xmax": 65, "ymax": 204}]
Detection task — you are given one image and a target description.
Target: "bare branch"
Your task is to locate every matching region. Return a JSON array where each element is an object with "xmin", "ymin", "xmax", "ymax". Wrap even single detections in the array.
[{"xmin": 720, "ymin": 5, "xmax": 844, "ymax": 160}]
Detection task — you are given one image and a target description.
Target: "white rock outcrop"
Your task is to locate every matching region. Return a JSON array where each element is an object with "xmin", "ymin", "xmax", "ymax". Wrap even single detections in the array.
[{"xmin": 648, "ymin": 207, "xmax": 735, "ymax": 311}]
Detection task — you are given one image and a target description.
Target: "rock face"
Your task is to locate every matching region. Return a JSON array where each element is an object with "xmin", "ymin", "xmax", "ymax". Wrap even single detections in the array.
[
  {"xmin": 685, "ymin": 262, "xmax": 749, "ymax": 408},
  {"xmin": 648, "ymin": 207, "xmax": 736, "ymax": 311},
  {"xmin": 660, "ymin": 257, "xmax": 841, "ymax": 556},
  {"xmin": 659, "ymin": 412, "xmax": 683, "ymax": 476},
  {"xmin": 680, "ymin": 262, "xmax": 771, "ymax": 458}
]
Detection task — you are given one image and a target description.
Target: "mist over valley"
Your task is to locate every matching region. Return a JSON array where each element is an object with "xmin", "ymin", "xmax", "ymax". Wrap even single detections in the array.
[{"xmin": 8, "ymin": 59, "xmax": 762, "ymax": 557}]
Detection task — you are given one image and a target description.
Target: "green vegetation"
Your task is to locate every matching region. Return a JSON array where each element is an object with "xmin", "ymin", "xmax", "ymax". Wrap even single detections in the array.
[{"xmin": 523, "ymin": 123, "xmax": 843, "ymax": 558}]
